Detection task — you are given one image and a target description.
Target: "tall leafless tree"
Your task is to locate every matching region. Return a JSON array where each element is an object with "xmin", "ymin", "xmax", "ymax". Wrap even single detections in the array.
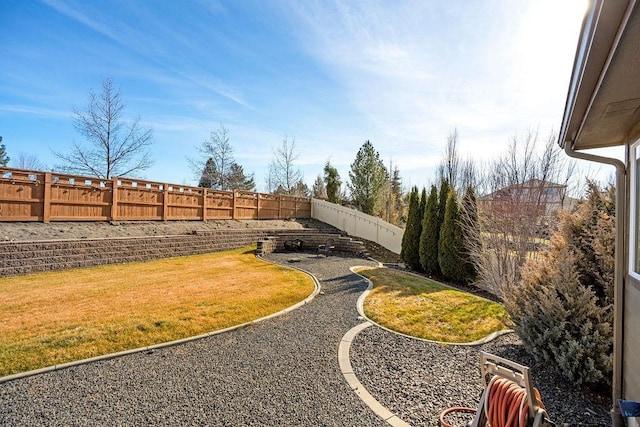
[
  {"xmin": 436, "ymin": 128, "xmax": 461, "ymax": 189},
  {"xmin": 15, "ymin": 152, "xmax": 46, "ymax": 170},
  {"xmin": 268, "ymin": 137, "xmax": 303, "ymax": 195},
  {"xmin": 53, "ymin": 77, "xmax": 153, "ymax": 179},
  {"xmin": 190, "ymin": 124, "xmax": 237, "ymax": 191},
  {"xmin": 469, "ymin": 129, "xmax": 582, "ymax": 295}
]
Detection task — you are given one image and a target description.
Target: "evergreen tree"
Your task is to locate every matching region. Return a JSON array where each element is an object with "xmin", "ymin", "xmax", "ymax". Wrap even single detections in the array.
[
  {"xmin": 439, "ymin": 189, "xmax": 467, "ymax": 281},
  {"xmin": 420, "ymin": 185, "xmax": 440, "ymax": 275},
  {"xmin": 503, "ymin": 180, "xmax": 615, "ymax": 388},
  {"xmin": 292, "ymin": 180, "xmax": 310, "ymax": 197},
  {"xmin": 437, "ymin": 179, "xmax": 450, "ymax": 229},
  {"xmin": 0, "ymin": 140, "xmax": 9, "ymax": 166},
  {"xmin": 312, "ymin": 174, "xmax": 327, "ymax": 199},
  {"xmin": 561, "ymin": 180, "xmax": 615, "ymax": 305},
  {"xmin": 419, "ymin": 187, "xmax": 427, "ymax": 224},
  {"xmin": 459, "ymin": 186, "xmax": 480, "ymax": 280},
  {"xmin": 401, "ymin": 186, "xmax": 422, "ymax": 270},
  {"xmin": 273, "ymin": 181, "xmax": 309, "ymax": 196},
  {"xmin": 324, "ymin": 161, "xmax": 342, "ymax": 203},
  {"xmin": 227, "ymin": 162, "xmax": 256, "ymax": 191},
  {"xmin": 348, "ymin": 141, "xmax": 388, "ymax": 215},
  {"xmin": 198, "ymin": 157, "xmax": 216, "ymax": 188},
  {"xmin": 389, "ymin": 165, "xmax": 404, "ymax": 224}
]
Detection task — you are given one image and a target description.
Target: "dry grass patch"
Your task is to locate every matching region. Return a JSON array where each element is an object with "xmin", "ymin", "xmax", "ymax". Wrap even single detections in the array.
[
  {"xmin": 356, "ymin": 267, "xmax": 511, "ymax": 343},
  {"xmin": 0, "ymin": 246, "xmax": 313, "ymax": 376}
]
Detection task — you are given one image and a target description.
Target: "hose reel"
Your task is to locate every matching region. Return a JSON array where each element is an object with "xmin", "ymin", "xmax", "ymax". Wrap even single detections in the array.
[{"xmin": 440, "ymin": 352, "xmax": 555, "ymax": 427}]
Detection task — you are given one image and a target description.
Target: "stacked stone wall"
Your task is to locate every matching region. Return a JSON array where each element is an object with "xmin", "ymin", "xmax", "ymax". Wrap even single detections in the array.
[{"xmin": 0, "ymin": 229, "xmax": 366, "ymax": 277}]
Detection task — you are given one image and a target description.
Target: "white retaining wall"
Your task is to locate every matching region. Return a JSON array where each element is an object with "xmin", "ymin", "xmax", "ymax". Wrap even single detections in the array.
[{"xmin": 311, "ymin": 199, "xmax": 403, "ymax": 254}]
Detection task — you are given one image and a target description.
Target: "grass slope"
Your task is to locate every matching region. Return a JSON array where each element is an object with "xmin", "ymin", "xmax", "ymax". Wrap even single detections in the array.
[{"xmin": 0, "ymin": 246, "xmax": 313, "ymax": 376}]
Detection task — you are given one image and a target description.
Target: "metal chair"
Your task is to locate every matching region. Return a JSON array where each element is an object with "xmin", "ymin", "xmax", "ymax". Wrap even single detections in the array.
[{"xmin": 317, "ymin": 238, "xmax": 335, "ymax": 257}]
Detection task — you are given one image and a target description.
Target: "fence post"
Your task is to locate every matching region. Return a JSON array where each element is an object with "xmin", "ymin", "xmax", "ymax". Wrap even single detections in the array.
[
  {"xmin": 232, "ymin": 191, "xmax": 236, "ymax": 219},
  {"xmin": 43, "ymin": 172, "xmax": 52, "ymax": 223},
  {"xmin": 256, "ymin": 193, "xmax": 260, "ymax": 219},
  {"xmin": 202, "ymin": 188, "xmax": 207, "ymax": 221},
  {"xmin": 111, "ymin": 177, "xmax": 118, "ymax": 221},
  {"xmin": 163, "ymin": 185, "xmax": 169, "ymax": 221},
  {"xmin": 277, "ymin": 195, "xmax": 282, "ymax": 219}
]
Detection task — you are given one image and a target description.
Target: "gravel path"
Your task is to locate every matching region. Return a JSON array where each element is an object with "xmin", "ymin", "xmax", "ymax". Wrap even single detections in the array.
[{"xmin": 0, "ymin": 252, "xmax": 611, "ymax": 426}]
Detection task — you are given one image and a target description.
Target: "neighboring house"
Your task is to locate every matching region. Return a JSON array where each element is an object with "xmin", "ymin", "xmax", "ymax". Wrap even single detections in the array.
[
  {"xmin": 559, "ymin": 0, "xmax": 640, "ymax": 424},
  {"xmin": 479, "ymin": 179, "xmax": 570, "ymax": 217}
]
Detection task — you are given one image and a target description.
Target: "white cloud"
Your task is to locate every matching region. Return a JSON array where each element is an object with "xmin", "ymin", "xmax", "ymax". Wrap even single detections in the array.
[{"xmin": 274, "ymin": 0, "xmax": 587, "ymax": 188}]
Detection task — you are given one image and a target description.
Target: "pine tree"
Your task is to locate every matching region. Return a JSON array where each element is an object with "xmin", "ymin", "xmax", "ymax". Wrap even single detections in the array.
[
  {"xmin": 401, "ymin": 186, "xmax": 422, "ymax": 270},
  {"xmin": 199, "ymin": 157, "xmax": 216, "ymax": 188},
  {"xmin": 312, "ymin": 174, "xmax": 327, "ymax": 199},
  {"xmin": 227, "ymin": 162, "xmax": 256, "ymax": 191},
  {"xmin": 348, "ymin": 141, "xmax": 388, "ymax": 215},
  {"xmin": 324, "ymin": 161, "xmax": 342, "ymax": 203},
  {"xmin": 459, "ymin": 186, "xmax": 480, "ymax": 280},
  {"xmin": 439, "ymin": 189, "xmax": 466, "ymax": 281},
  {"xmin": 0, "ymin": 140, "xmax": 9, "ymax": 166},
  {"xmin": 389, "ymin": 165, "xmax": 404, "ymax": 224},
  {"xmin": 420, "ymin": 185, "xmax": 440, "ymax": 275}
]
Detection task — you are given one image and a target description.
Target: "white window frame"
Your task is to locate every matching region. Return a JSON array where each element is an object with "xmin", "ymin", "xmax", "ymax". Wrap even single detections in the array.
[{"xmin": 630, "ymin": 138, "xmax": 640, "ymax": 280}]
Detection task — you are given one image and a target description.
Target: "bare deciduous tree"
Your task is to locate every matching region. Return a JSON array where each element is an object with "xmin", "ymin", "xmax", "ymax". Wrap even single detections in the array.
[
  {"xmin": 190, "ymin": 124, "xmax": 238, "ymax": 191},
  {"xmin": 437, "ymin": 128, "xmax": 461, "ymax": 191},
  {"xmin": 469, "ymin": 129, "xmax": 581, "ymax": 295},
  {"xmin": 268, "ymin": 137, "xmax": 303, "ymax": 195},
  {"xmin": 15, "ymin": 152, "xmax": 46, "ymax": 170},
  {"xmin": 53, "ymin": 77, "xmax": 153, "ymax": 179}
]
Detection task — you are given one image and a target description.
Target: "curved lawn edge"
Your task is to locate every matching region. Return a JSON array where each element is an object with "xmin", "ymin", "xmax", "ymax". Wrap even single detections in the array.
[
  {"xmin": 339, "ymin": 321, "xmax": 411, "ymax": 427},
  {"xmin": 0, "ymin": 254, "xmax": 320, "ymax": 384},
  {"xmin": 350, "ymin": 266, "xmax": 514, "ymax": 346}
]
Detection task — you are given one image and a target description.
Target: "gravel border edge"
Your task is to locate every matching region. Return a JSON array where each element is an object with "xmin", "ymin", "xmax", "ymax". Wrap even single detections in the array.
[{"xmin": 338, "ymin": 321, "xmax": 411, "ymax": 427}]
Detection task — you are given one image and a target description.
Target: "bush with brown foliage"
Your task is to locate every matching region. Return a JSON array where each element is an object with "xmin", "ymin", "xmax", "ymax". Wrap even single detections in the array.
[{"xmin": 503, "ymin": 181, "xmax": 614, "ymax": 389}]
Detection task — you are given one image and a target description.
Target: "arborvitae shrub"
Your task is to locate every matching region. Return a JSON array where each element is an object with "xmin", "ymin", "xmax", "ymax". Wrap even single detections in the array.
[
  {"xmin": 420, "ymin": 185, "xmax": 440, "ymax": 275},
  {"xmin": 401, "ymin": 187, "xmax": 422, "ymax": 270},
  {"xmin": 459, "ymin": 186, "xmax": 480, "ymax": 281},
  {"xmin": 438, "ymin": 189, "xmax": 467, "ymax": 281}
]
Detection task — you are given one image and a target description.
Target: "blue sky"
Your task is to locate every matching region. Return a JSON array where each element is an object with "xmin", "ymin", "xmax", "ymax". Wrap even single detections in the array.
[{"xmin": 1, "ymin": 0, "xmax": 588, "ymax": 192}]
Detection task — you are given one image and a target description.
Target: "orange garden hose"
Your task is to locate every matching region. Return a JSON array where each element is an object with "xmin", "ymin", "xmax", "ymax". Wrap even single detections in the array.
[{"xmin": 439, "ymin": 377, "xmax": 545, "ymax": 427}]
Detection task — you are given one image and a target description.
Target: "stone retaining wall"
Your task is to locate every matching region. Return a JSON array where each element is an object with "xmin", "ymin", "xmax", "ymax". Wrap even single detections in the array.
[
  {"xmin": 256, "ymin": 232, "xmax": 366, "ymax": 257},
  {"xmin": 0, "ymin": 228, "xmax": 367, "ymax": 277}
]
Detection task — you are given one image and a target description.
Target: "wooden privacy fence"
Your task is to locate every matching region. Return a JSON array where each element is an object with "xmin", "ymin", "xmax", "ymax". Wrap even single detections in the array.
[{"xmin": 0, "ymin": 167, "xmax": 311, "ymax": 222}]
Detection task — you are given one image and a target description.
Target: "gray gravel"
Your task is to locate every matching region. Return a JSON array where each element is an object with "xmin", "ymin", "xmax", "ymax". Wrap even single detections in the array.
[
  {"xmin": 0, "ymin": 252, "xmax": 612, "ymax": 426},
  {"xmin": 0, "ymin": 253, "xmax": 383, "ymax": 426},
  {"xmin": 350, "ymin": 316, "xmax": 612, "ymax": 426}
]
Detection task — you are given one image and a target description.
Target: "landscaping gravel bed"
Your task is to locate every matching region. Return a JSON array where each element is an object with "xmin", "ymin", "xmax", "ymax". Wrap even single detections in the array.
[
  {"xmin": 350, "ymin": 323, "xmax": 612, "ymax": 426},
  {"xmin": 0, "ymin": 253, "xmax": 383, "ymax": 426}
]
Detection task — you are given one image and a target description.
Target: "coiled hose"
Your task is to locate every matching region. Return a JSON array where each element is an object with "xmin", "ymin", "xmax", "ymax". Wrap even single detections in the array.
[{"xmin": 439, "ymin": 377, "xmax": 546, "ymax": 427}]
